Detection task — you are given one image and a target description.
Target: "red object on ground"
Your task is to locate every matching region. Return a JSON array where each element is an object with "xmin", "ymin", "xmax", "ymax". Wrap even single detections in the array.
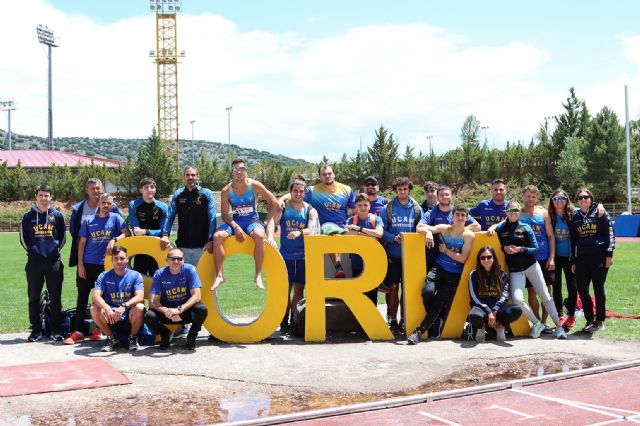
[
  {"xmin": 576, "ymin": 295, "xmax": 640, "ymax": 319},
  {"xmin": 0, "ymin": 358, "xmax": 131, "ymax": 397}
]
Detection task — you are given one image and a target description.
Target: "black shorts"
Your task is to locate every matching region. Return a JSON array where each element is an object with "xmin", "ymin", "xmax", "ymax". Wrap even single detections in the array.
[{"xmin": 384, "ymin": 257, "xmax": 403, "ymax": 285}]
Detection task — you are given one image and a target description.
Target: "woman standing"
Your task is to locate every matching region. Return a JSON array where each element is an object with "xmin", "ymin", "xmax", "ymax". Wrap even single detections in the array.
[
  {"xmin": 489, "ymin": 201, "xmax": 567, "ymax": 339},
  {"xmin": 570, "ymin": 188, "xmax": 615, "ymax": 334},
  {"xmin": 547, "ymin": 189, "xmax": 578, "ymax": 331},
  {"xmin": 468, "ymin": 246, "xmax": 522, "ymax": 342},
  {"xmin": 407, "ymin": 205, "xmax": 475, "ymax": 345}
]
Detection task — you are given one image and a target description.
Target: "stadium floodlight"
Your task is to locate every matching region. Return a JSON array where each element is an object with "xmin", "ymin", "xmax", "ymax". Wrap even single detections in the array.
[
  {"xmin": 0, "ymin": 99, "xmax": 16, "ymax": 150},
  {"xmin": 36, "ymin": 24, "xmax": 58, "ymax": 151},
  {"xmin": 150, "ymin": 0, "xmax": 182, "ymax": 14}
]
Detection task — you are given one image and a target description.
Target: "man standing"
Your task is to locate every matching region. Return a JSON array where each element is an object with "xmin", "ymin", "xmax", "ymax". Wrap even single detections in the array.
[
  {"xmin": 379, "ymin": 177, "xmax": 423, "ymax": 333},
  {"xmin": 420, "ymin": 181, "xmax": 439, "ymax": 213},
  {"xmin": 417, "ymin": 186, "xmax": 479, "ymax": 337},
  {"xmin": 90, "ymin": 246, "xmax": 145, "ymax": 352},
  {"xmin": 161, "ymin": 166, "xmax": 217, "ymax": 268},
  {"xmin": 144, "ymin": 248, "xmax": 209, "ymax": 350},
  {"xmin": 363, "ymin": 176, "xmax": 387, "ymax": 216},
  {"xmin": 69, "ymin": 178, "xmax": 120, "ymax": 269},
  {"xmin": 128, "ymin": 177, "xmax": 169, "ymax": 275},
  {"xmin": 267, "ymin": 177, "xmax": 318, "ymax": 333},
  {"xmin": 470, "ymin": 179, "xmax": 508, "ymax": 231},
  {"xmin": 64, "ymin": 193, "xmax": 129, "ymax": 345},
  {"xmin": 520, "ymin": 185, "xmax": 556, "ymax": 326},
  {"xmin": 211, "ymin": 159, "xmax": 279, "ymax": 290},
  {"xmin": 20, "ymin": 184, "xmax": 67, "ymax": 342}
]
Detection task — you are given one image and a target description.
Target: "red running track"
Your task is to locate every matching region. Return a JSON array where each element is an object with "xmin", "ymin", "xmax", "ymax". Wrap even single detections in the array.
[{"xmin": 234, "ymin": 361, "xmax": 640, "ymax": 426}]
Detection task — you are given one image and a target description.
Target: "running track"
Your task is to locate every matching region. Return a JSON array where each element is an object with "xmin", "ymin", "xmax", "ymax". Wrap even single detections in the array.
[{"xmin": 230, "ymin": 360, "xmax": 640, "ymax": 425}]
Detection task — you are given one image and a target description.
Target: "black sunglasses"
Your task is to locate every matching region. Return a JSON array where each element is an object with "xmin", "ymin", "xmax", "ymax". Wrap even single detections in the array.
[
  {"xmin": 480, "ymin": 255, "xmax": 493, "ymax": 261},
  {"xmin": 577, "ymin": 195, "xmax": 591, "ymax": 201},
  {"xmin": 168, "ymin": 256, "xmax": 184, "ymax": 261}
]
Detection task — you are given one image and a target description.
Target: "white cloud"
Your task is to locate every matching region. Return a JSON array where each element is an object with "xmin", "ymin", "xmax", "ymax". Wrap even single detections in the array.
[{"xmin": 3, "ymin": 0, "xmax": 638, "ymax": 162}]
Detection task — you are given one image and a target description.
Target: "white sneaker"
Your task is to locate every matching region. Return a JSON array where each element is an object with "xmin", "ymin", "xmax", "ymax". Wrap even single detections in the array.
[
  {"xmin": 554, "ymin": 327, "xmax": 567, "ymax": 340},
  {"xmin": 475, "ymin": 328, "xmax": 486, "ymax": 342},
  {"xmin": 495, "ymin": 325, "xmax": 506, "ymax": 342},
  {"xmin": 530, "ymin": 322, "xmax": 545, "ymax": 338}
]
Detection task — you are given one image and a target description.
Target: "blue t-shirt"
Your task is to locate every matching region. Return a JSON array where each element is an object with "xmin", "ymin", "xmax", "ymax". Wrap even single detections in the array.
[
  {"xmin": 304, "ymin": 182, "xmax": 355, "ymax": 227},
  {"xmin": 436, "ymin": 232, "xmax": 466, "ymax": 273},
  {"xmin": 520, "ymin": 212, "xmax": 549, "ymax": 261},
  {"xmin": 150, "ymin": 264, "xmax": 202, "ymax": 307},
  {"xmin": 78, "ymin": 213, "xmax": 127, "ymax": 265},
  {"xmin": 420, "ymin": 206, "xmax": 476, "ymax": 263},
  {"xmin": 346, "ymin": 213, "xmax": 384, "ymax": 271},
  {"xmin": 554, "ymin": 214, "xmax": 571, "ymax": 257},
  {"xmin": 470, "ymin": 199, "xmax": 507, "ymax": 231},
  {"xmin": 229, "ymin": 181, "xmax": 260, "ymax": 224},
  {"xmin": 94, "ymin": 269, "xmax": 144, "ymax": 308},
  {"xmin": 368, "ymin": 195, "xmax": 387, "ymax": 216},
  {"xmin": 279, "ymin": 202, "xmax": 313, "ymax": 260},
  {"xmin": 380, "ymin": 198, "xmax": 423, "ymax": 259}
]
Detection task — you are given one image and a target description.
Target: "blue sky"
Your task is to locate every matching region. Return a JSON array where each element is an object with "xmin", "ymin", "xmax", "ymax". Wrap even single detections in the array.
[{"xmin": 3, "ymin": 0, "xmax": 640, "ymax": 161}]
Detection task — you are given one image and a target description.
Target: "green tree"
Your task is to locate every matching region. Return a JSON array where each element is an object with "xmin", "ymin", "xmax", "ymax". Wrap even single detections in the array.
[
  {"xmin": 552, "ymin": 87, "xmax": 591, "ymax": 160},
  {"xmin": 134, "ymin": 130, "xmax": 179, "ymax": 196},
  {"xmin": 557, "ymin": 136, "xmax": 587, "ymax": 194},
  {"xmin": 584, "ymin": 106, "xmax": 625, "ymax": 200},
  {"xmin": 459, "ymin": 115, "xmax": 483, "ymax": 182},
  {"xmin": 366, "ymin": 125, "xmax": 398, "ymax": 188}
]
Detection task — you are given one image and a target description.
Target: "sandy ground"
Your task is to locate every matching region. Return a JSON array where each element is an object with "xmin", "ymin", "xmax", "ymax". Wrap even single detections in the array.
[{"xmin": 1, "ymin": 319, "xmax": 639, "ymax": 425}]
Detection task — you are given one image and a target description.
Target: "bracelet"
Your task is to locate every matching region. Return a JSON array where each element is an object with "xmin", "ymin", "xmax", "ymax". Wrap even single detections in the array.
[{"xmin": 359, "ymin": 226, "xmax": 363, "ymax": 233}]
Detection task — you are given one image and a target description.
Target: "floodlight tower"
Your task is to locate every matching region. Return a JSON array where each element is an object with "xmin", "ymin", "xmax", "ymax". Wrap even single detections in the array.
[
  {"xmin": 0, "ymin": 99, "xmax": 17, "ymax": 150},
  {"xmin": 36, "ymin": 25, "xmax": 58, "ymax": 151},
  {"xmin": 149, "ymin": 0, "xmax": 185, "ymax": 165}
]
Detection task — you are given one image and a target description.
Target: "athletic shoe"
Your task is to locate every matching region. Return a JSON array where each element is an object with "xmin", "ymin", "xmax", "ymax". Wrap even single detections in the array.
[
  {"xmin": 63, "ymin": 331, "xmax": 84, "ymax": 345},
  {"xmin": 279, "ymin": 321, "xmax": 289, "ymax": 335},
  {"xmin": 558, "ymin": 315, "xmax": 566, "ymax": 327},
  {"xmin": 554, "ymin": 327, "xmax": 567, "ymax": 339},
  {"xmin": 334, "ymin": 265, "xmax": 346, "ymax": 279},
  {"xmin": 185, "ymin": 334, "xmax": 197, "ymax": 351},
  {"xmin": 128, "ymin": 336, "xmax": 140, "ymax": 351},
  {"xmin": 475, "ymin": 328, "xmax": 486, "ymax": 342},
  {"xmin": 542, "ymin": 325, "xmax": 554, "ymax": 334},
  {"xmin": 583, "ymin": 321, "xmax": 596, "ymax": 333},
  {"xmin": 89, "ymin": 328, "xmax": 103, "ymax": 341},
  {"xmin": 159, "ymin": 330, "xmax": 171, "ymax": 349},
  {"xmin": 589, "ymin": 321, "xmax": 604, "ymax": 333},
  {"xmin": 407, "ymin": 330, "xmax": 422, "ymax": 345},
  {"xmin": 389, "ymin": 319, "xmax": 399, "ymax": 333},
  {"xmin": 495, "ymin": 325, "xmax": 506, "ymax": 342},
  {"xmin": 101, "ymin": 337, "xmax": 118, "ymax": 352},
  {"xmin": 530, "ymin": 322, "xmax": 545, "ymax": 338},
  {"xmin": 27, "ymin": 331, "xmax": 40, "ymax": 342},
  {"xmin": 50, "ymin": 334, "xmax": 64, "ymax": 342},
  {"xmin": 563, "ymin": 315, "xmax": 576, "ymax": 331}
]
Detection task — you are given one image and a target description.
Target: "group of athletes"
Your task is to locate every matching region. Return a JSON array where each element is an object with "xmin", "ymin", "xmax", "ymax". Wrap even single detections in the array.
[{"xmin": 19, "ymin": 159, "xmax": 615, "ymax": 350}]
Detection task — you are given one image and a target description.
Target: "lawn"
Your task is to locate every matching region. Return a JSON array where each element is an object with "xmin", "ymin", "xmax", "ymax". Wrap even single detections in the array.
[{"xmin": 2, "ymin": 233, "xmax": 639, "ymax": 340}]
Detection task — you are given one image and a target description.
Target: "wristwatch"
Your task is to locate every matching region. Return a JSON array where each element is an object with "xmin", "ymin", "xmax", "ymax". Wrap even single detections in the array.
[
  {"xmin": 121, "ymin": 302, "xmax": 130, "ymax": 309},
  {"xmin": 177, "ymin": 305, "xmax": 184, "ymax": 313}
]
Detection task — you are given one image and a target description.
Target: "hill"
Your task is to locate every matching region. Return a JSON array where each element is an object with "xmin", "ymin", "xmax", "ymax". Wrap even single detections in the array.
[{"xmin": 0, "ymin": 129, "xmax": 311, "ymax": 167}]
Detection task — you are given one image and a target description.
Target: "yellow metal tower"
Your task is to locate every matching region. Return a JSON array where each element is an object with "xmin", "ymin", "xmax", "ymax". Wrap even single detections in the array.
[{"xmin": 149, "ymin": 0, "xmax": 184, "ymax": 165}]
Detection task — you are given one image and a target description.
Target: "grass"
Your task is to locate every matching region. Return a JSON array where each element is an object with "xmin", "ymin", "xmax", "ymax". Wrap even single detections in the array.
[{"xmin": 1, "ymin": 233, "xmax": 639, "ymax": 340}]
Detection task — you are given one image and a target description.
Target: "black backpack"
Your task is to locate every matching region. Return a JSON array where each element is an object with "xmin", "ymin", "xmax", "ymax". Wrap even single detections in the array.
[{"xmin": 39, "ymin": 290, "xmax": 74, "ymax": 336}]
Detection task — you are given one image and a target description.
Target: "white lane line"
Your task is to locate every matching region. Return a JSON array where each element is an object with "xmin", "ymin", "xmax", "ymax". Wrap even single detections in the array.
[
  {"xmin": 484, "ymin": 404, "xmax": 544, "ymax": 420},
  {"xmin": 417, "ymin": 411, "xmax": 463, "ymax": 426},
  {"xmin": 510, "ymin": 388, "xmax": 640, "ymax": 423}
]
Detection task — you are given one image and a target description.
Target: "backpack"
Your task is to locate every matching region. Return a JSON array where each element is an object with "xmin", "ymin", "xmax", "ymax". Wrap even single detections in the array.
[
  {"xmin": 352, "ymin": 213, "xmax": 376, "ymax": 229},
  {"xmin": 385, "ymin": 197, "xmax": 421, "ymax": 231},
  {"xmin": 39, "ymin": 290, "xmax": 73, "ymax": 337}
]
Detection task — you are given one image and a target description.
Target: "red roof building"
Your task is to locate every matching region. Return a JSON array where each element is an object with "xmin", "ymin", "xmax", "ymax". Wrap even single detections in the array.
[{"xmin": 0, "ymin": 150, "xmax": 125, "ymax": 169}]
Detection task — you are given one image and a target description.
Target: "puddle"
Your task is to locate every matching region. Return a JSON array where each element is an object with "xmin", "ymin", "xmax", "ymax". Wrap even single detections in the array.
[{"xmin": 6, "ymin": 355, "xmax": 598, "ymax": 425}]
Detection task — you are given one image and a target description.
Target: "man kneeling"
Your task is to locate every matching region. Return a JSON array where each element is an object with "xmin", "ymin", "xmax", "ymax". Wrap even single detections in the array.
[
  {"xmin": 144, "ymin": 249, "xmax": 208, "ymax": 351},
  {"xmin": 91, "ymin": 246, "xmax": 145, "ymax": 352}
]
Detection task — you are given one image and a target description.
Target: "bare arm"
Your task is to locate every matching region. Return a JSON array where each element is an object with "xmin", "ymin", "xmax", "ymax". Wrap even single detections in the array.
[
  {"xmin": 253, "ymin": 181, "xmax": 279, "ymax": 226},
  {"xmin": 542, "ymin": 209, "xmax": 555, "ymax": 267}
]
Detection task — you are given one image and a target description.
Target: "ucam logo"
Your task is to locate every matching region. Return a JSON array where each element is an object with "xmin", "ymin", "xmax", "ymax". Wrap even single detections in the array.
[{"xmin": 105, "ymin": 234, "xmax": 530, "ymax": 343}]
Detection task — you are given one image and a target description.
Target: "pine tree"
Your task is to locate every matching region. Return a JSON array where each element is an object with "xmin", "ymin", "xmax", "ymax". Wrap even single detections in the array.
[{"xmin": 366, "ymin": 125, "xmax": 398, "ymax": 188}]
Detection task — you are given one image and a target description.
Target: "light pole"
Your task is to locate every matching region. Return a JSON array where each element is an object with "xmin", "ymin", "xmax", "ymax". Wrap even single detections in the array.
[
  {"xmin": 190, "ymin": 120, "xmax": 196, "ymax": 165},
  {"xmin": 36, "ymin": 25, "xmax": 58, "ymax": 151},
  {"xmin": 226, "ymin": 106, "xmax": 232, "ymax": 161},
  {"xmin": 0, "ymin": 99, "xmax": 16, "ymax": 150},
  {"xmin": 425, "ymin": 135, "xmax": 433, "ymax": 154}
]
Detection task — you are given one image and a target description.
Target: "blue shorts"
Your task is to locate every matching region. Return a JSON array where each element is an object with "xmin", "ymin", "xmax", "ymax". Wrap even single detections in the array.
[
  {"xmin": 217, "ymin": 220, "xmax": 264, "ymax": 236},
  {"xmin": 109, "ymin": 308, "xmax": 132, "ymax": 334},
  {"xmin": 285, "ymin": 259, "xmax": 305, "ymax": 286}
]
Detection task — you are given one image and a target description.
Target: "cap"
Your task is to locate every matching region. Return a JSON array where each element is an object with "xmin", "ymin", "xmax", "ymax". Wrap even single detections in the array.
[{"xmin": 363, "ymin": 176, "xmax": 378, "ymax": 185}]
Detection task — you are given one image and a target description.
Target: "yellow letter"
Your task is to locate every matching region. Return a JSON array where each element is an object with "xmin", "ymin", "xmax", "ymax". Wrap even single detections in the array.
[
  {"xmin": 304, "ymin": 235, "xmax": 392, "ymax": 342},
  {"xmin": 197, "ymin": 238, "xmax": 288, "ymax": 343}
]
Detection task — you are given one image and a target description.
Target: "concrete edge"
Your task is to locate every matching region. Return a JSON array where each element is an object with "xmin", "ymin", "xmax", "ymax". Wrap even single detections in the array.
[{"xmin": 221, "ymin": 359, "xmax": 640, "ymax": 426}]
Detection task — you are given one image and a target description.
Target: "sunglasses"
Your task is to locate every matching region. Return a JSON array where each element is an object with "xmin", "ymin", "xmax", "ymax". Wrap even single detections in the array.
[
  {"xmin": 480, "ymin": 255, "xmax": 493, "ymax": 261},
  {"xmin": 364, "ymin": 182, "xmax": 377, "ymax": 187},
  {"xmin": 168, "ymin": 256, "xmax": 184, "ymax": 261},
  {"xmin": 232, "ymin": 167, "xmax": 247, "ymax": 172},
  {"xmin": 577, "ymin": 195, "xmax": 591, "ymax": 201},
  {"xmin": 506, "ymin": 208, "xmax": 520, "ymax": 213},
  {"xmin": 552, "ymin": 196, "xmax": 568, "ymax": 201}
]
